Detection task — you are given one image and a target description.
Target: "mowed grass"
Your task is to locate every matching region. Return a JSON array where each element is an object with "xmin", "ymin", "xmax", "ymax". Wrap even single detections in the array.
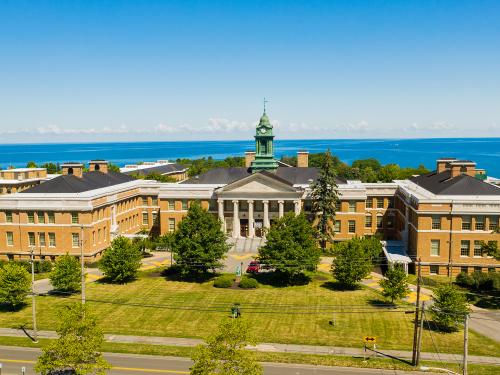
[{"xmin": 0, "ymin": 269, "xmax": 499, "ymax": 357}]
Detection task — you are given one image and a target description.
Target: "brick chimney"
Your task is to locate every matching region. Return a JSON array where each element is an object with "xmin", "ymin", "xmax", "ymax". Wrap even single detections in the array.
[
  {"xmin": 61, "ymin": 162, "xmax": 84, "ymax": 178},
  {"xmin": 436, "ymin": 158, "xmax": 456, "ymax": 173},
  {"xmin": 297, "ymin": 151, "xmax": 309, "ymax": 168},
  {"xmin": 450, "ymin": 161, "xmax": 476, "ymax": 178},
  {"xmin": 89, "ymin": 160, "xmax": 109, "ymax": 173},
  {"xmin": 245, "ymin": 152, "xmax": 256, "ymax": 168}
]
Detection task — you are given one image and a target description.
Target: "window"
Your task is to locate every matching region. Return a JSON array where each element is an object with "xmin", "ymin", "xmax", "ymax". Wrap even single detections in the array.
[
  {"xmin": 387, "ymin": 198, "xmax": 394, "ymax": 208},
  {"xmin": 462, "ymin": 216, "xmax": 471, "ymax": 230},
  {"xmin": 488, "ymin": 267, "xmax": 496, "ymax": 273},
  {"xmin": 5, "ymin": 211, "xmax": 12, "ymax": 223},
  {"xmin": 376, "ymin": 215, "xmax": 383, "ymax": 228},
  {"xmin": 168, "ymin": 218, "xmax": 176, "ymax": 232},
  {"xmin": 27, "ymin": 212, "xmax": 35, "ymax": 223},
  {"xmin": 490, "ymin": 217, "xmax": 498, "ymax": 231},
  {"xmin": 365, "ymin": 215, "xmax": 372, "ymax": 228},
  {"xmin": 71, "ymin": 212, "xmax": 79, "ymax": 224},
  {"xmin": 98, "ymin": 229, "xmax": 102, "ymax": 243},
  {"xmin": 366, "ymin": 198, "xmax": 373, "ymax": 208},
  {"xmin": 38, "ymin": 233, "xmax": 46, "ymax": 247},
  {"xmin": 72, "ymin": 233, "xmax": 80, "ymax": 248},
  {"xmin": 431, "ymin": 216, "xmax": 441, "ymax": 230},
  {"xmin": 48, "ymin": 212, "xmax": 55, "ymax": 224},
  {"xmin": 460, "ymin": 266, "xmax": 468, "ymax": 274},
  {"xmin": 168, "ymin": 201, "xmax": 175, "ymax": 210},
  {"xmin": 48, "ymin": 233, "xmax": 56, "ymax": 247},
  {"xmin": 430, "ymin": 265, "xmax": 439, "ymax": 275},
  {"xmin": 475, "ymin": 216, "xmax": 484, "ymax": 231},
  {"xmin": 152, "ymin": 197, "xmax": 158, "ymax": 206},
  {"xmin": 142, "ymin": 197, "xmax": 148, "ymax": 206},
  {"xmin": 182, "ymin": 200, "xmax": 188, "ymax": 210},
  {"xmin": 28, "ymin": 232, "xmax": 35, "ymax": 246},
  {"xmin": 474, "ymin": 240, "xmax": 482, "ymax": 257},
  {"xmin": 6, "ymin": 232, "xmax": 13, "ymax": 246},
  {"xmin": 348, "ymin": 220, "xmax": 356, "ymax": 233},
  {"xmin": 430, "ymin": 240, "xmax": 440, "ymax": 256},
  {"xmin": 92, "ymin": 231, "xmax": 96, "ymax": 245},
  {"xmin": 334, "ymin": 220, "xmax": 341, "ymax": 233},
  {"xmin": 386, "ymin": 214, "xmax": 394, "ymax": 229},
  {"xmin": 152, "ymin": 211, "xmax": 158, "ymax": 223},
  {"xmin": 142, "ymin": 212, "xmax": 149, "ymax": 225},
  {"xmin": 474, "ymin": 267, "xmax": 482, "ymax": 273},
  {"xmin": 460, "ymin": 240, "xmax": 470, "ymax": 256},
  {"xmin": 377, "ymin": 198, "xmax": 384, "ymax": 209},
  {"xmin": 348, "ymin": 201, "xmax": 356, "ymax": 212},
  {"xmin": 103, "ymin": 227, "xmax": 107, "ymax": 242}
]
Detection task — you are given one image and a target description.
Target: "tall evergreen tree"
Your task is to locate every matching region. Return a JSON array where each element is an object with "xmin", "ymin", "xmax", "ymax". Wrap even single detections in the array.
[
  {"xmin": 310, "ymin": 150, "xmax": 340, "ymax": 249},
  {"xmin": 171, "ymin": 202, "xmax": 230, "ymax": 275}
]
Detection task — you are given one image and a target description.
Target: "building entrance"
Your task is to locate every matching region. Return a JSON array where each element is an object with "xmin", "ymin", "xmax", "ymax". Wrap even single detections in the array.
[
  {"xmin": 240, "ymin": 219, "xmax": 249, "ymax": 237},
  {"xmin": 255, "ymin": 219, "xmax": 263, "ymax": 237}
]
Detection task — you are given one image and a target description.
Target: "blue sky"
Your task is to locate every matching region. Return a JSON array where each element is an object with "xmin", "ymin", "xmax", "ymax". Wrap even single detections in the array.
[{"xmin": 0, "ymin": 0, "xmax": 499, "ymax": 143}]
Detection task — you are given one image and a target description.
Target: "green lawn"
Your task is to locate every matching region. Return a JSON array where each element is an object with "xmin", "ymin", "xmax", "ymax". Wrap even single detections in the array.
[{"xmin": 1, "ymin": 269, "xmax": 499, "ymax": 357}]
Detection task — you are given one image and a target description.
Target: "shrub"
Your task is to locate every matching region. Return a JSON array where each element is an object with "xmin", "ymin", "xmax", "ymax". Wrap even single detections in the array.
[
  {"xmin": 238, "ymin": 277, "xmax": 259, "ymax": 289},
  {"xmin": 36, "ymin": 260, "xmax": 53, "ymax": 273},
  {"xmin": 455, "ymin": 272, "xmax": 472, "ymax": 287},
  {"xmin": 430, "ymin": 284, "xmax": 470, "ymax": 332},
  {"xmin": 213, "ymin": 275, "xmax": 234, "ymax": 288}
]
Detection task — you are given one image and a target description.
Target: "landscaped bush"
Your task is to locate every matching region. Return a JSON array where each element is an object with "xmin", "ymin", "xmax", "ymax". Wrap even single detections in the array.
[
  {"xmin": 213, "ymin": 275, "xmax": 234, "ymax": 288},
  {"xmin": 455, "ymin": 271, "xmax": 500, "ymax": 291},
  {"xmin": 0, "ymin": 260, "xmax": 52, "ymax": 274},
  {"xmin": 238, "ymin": 276, "xmax": 258, "ymax": 289}
]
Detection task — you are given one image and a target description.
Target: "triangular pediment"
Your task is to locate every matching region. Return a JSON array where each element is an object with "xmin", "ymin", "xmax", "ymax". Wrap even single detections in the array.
[{"xmin": 219, "ymin": 172, "xmax": 298, "ymax": 194}]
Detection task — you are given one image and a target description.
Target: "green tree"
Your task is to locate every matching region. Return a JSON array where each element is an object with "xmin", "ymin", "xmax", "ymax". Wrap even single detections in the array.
[
  {"xmin": 377, "ymin": 164, "xmax": 401, "ymax": 182},
  {"xmin": 310, "ymin": 149, "xmax": 340, "ymax": 249},
  {"xmin": 35, "ymin": 303, "xmax": 111, "ymax": 375},
  {"xmin": 430, "ymin": 284, "xmax": 470, "ymax": 332},
  {"xmin": 258, "ymin": 213, "xmax": 320, "ymax": 281},
  {"xmin": 41, "ymin": 162, "xmax": 59, "ymax": 174},
  {"xmin": 0, "ymin": 262, "xmax": 31, "ymax": 308},
  {"xmin": 107, "ymin": 162, "xmax": 120, "ymax": 172},
  {"xmin": 191, "ymin": 318, "xmax": 262, "ymax": 375},
  {"xmin": 171, "ymin": 202, "xmax": 230, "ymax": 275},
  {"xmin": 379, "ymin": 266, "xmax": 410, "ymax": 303},
  {"xmin": 352, "ymin": 158, "xmax": 381, "ymax": 171},
  {"xmin": 481, "ymin": 240, "xmax": 499, "ymax": 260},
  {"xmin": 331, "ymin": 237, "xmax": 375, "ymax": 288},
  {"xmin": 49, "ymin": 254, "xmax": 82, "ymax": 292},
  {"xmin": 26, "ymin": 161, "xmax": 37, "ymax": 168},
  {"xmin": 99, "ymin": 236, "xmax": 142, "ymax": 283}
]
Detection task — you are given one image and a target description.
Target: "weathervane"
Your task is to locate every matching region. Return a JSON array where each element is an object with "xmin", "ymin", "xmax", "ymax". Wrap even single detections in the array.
[{"xmin": 263, "ymin": 97, "xmax": 268, "ymax": 114}]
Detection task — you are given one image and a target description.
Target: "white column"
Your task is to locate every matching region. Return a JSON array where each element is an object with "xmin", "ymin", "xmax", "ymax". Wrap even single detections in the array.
[
  {"xmin": 217, "ymin": 199, "xmax": 225, "ymax": 233},
  {"xmin": 232, "ymin": 200, "xmax": 240, "ymax": 238},
  {"xmin": 263, "ymin": 200, "xmax": 270, "ymax": 228},
  {"xmin": 278, "ymin": 200, "xmax": 284, "ymax": 218},
  {"xmin": 248, "ymin": 200, "xmax": 255, "ymax": 238},
  {"xmin": 294, "ymin": 199, "xmax": 301, "ymax": 215}
]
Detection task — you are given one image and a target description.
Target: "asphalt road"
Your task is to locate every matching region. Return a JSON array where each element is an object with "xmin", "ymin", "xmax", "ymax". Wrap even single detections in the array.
[{"xmin": 0, "ymin": 346, "xmax": 430, "ymax": 375}]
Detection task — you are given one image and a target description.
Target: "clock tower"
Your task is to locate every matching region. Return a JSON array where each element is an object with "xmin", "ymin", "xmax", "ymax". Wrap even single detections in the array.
[{"xmin": 250, "ymin": 110, "xmax": 279, "ymax": 172}]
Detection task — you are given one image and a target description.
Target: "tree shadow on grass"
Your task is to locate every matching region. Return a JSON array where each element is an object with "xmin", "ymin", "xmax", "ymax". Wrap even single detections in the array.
[
  {"xmin": 161, "ymin": 265, "xmax": 216, "ymax": 284},
  {"xmin": 250, "ymin": 271, "xmax": 311, "ymax": 287},
  {"xmin": 47, "ymin": 289, "xmax": 81, "ymax": 298},
  {"xmin": 0, "ymin": 302, "xmax": 26, "ymax": 313},
  {"xmin": 320, "ymin": 280, "xmax": 361, "ymax": 291}
]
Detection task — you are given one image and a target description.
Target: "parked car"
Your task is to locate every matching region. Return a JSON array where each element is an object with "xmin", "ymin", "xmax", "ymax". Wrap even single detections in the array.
[{"xmin": 246, "ymin": 261, "xmax": 260, "ymax": 273}]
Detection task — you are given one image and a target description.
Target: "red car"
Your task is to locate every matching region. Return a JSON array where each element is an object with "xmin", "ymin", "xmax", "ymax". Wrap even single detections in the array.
[{"xmin": 246, "ymin": 261, "xmax": 260, "ymax": 273}]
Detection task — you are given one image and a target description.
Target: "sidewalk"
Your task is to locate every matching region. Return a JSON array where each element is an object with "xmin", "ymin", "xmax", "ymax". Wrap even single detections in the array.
[{"xmin": 1, "ymin": 328, "xmax": 499, "ymax": 366}]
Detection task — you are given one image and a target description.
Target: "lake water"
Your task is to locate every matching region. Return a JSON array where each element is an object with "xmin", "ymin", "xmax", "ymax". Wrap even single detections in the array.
[{"xmin": 0, "ymin": 138, "xmax": 499, "ymax": 176}]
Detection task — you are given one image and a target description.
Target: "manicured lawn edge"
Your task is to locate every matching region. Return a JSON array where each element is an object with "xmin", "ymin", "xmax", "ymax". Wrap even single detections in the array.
[{"xmin": 0, "ymin": 336, "xmax": 498, "ymax": 375}]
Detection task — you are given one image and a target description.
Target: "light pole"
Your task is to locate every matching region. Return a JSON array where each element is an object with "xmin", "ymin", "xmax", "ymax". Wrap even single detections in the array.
[
  {"xmin": 80, "ymin": 225, "xmax": 85, "ymax": 305},
  {"xmin": 29, "ymin": 245, "xmax": 38, "ymax": 343}
]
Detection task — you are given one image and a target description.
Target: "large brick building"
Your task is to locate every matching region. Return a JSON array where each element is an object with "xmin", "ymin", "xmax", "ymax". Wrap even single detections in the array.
[{"xmin": 0, "ymin": 111, "xmax": 498, "ymax": 275}]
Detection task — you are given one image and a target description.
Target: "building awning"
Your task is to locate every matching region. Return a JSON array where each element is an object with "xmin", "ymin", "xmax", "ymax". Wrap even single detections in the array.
[{"xmin": 381, "ymin": 240, "xmax": 412, "ymax": 272}]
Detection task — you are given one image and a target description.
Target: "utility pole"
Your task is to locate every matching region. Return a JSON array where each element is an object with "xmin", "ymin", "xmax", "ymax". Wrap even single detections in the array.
[
  {"xmin": 29, "ymin": 245, "xmax": 38, "ymax": 343},
  {"xmin": 412, "ymin": 257, "xmax": 421, "ymax": 366},
  {"xmin": 463, "ymin": 313, "xmax": 469, "ymax": 375},
  {"xmin": 80, "ymin": 225, "xmax": 85, "ymax": 305},
  {"xmin": 416, "ymin": 301, "xmax": 425, "ymax": 366}
]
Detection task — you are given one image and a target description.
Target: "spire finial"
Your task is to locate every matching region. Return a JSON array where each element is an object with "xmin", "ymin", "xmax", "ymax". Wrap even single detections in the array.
[{"xmin": 263, "ymin": 97, "xmax": 268, "ymax": 114}]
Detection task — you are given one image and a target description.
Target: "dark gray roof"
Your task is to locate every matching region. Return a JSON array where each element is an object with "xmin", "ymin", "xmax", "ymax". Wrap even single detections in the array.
[
  {"xmin": 123, "ymin": 163, "xmax": 186, "ymax": 177},
  {"xmin": 21, "ymin": 171, "xmax": 136, "ymax": 194},
  {"xmin": 410, "ymin": 170, "xmax": 500, "ymax": 195},
  {"xmin": 182, "ymin": 167, "xmax": 346, "ymax": 185}
]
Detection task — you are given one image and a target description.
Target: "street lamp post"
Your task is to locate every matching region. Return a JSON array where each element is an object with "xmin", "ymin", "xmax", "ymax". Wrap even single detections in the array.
[
  {"xmin": 80, "ymin": 225, "xmax": 85, "ymax": 305},
  {"xmin": 29, "ymin": 245, "xmax": 38, "ymax": 343}
]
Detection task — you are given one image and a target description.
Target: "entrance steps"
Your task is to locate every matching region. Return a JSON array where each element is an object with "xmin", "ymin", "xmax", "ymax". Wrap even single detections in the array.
[{"xmin": 228, "ymin": 237, "xmax": 266, "ymax": 253}]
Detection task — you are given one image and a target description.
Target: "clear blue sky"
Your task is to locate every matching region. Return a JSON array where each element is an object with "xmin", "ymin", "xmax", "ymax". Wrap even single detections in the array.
[{"xmin": 0, "ymin": 0, "xmax": 499, "ymax": 143}]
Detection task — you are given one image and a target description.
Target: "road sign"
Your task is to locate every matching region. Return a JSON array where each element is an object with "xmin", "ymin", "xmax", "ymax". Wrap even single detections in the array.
[
  {"xmin": 364, "ymin": 336, "xmax": 376, "ymax": 343},
  {"xmin": 235, "ymin": 265, "xmax": 242, "ymax": 277}
]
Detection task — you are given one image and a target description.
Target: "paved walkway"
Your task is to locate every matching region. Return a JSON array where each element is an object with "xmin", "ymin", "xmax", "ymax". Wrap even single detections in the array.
[{"xmin": 0, "ymin": 328, "xmax": 498, "ymax": 366}]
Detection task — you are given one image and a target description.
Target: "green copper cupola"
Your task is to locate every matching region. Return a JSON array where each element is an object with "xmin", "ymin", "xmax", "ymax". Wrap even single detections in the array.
[{"xmin": 250, "ymin": 110, "xmax": 279, "ymax": 173}]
